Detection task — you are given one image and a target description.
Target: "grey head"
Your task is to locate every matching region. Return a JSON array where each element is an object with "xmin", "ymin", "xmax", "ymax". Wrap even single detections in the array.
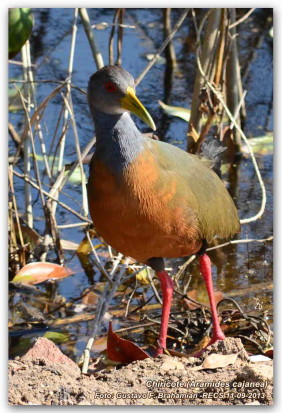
[
  {"xmin": 87, "ymin": 65, "xmax": 135, "ymax": 116},
  {"xmin": 87, "ymin": 65, "xmax": 156, "ymax": 130}
]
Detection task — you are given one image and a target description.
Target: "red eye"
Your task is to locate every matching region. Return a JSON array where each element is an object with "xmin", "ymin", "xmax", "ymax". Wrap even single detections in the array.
[{"xmin": 104, "ymin": 81, "xmax": 117, "ymax": 92}]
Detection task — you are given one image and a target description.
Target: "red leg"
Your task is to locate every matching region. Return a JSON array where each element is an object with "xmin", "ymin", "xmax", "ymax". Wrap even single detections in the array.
[
  {"xmin": 154, "ymin": 270, "xmax": 174, "ymax": 356},
  {"xmin": 199, "ymin": 253, "xmax": 225, "ymax": 345}
]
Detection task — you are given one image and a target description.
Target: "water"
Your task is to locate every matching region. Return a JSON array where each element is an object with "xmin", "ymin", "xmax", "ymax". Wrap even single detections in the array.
[{"xmin": 9, "ymin": 8, "xmax": 273, "ymax": 359}]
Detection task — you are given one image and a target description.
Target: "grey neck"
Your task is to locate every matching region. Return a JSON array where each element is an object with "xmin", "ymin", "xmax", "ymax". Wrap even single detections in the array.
[{"xmin": 91, "ymin": 109, "xmax": 145, "ymax": 174}]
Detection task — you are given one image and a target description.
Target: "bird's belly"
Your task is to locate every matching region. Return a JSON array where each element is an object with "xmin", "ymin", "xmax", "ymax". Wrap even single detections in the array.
[{"xmin": 88, "ymin": 157, "xmax": 202, "ymax": 262}]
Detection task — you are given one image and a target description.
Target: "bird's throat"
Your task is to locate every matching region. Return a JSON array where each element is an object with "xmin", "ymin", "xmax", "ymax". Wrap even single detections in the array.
[{"xmin": 92, "ymin": 110, "xmax": 145, "ymax": 174}]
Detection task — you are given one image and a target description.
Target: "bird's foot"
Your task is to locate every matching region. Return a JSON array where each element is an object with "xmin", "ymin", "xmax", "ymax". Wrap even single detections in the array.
[
  {"xmin": 193, "ymin": 332, "xmax": 226, "ymax": 358},
  {"xmin": 154, "ymin": 347, "xmax": 164, "ymax": 357},
  {"xmin": 153, "ymin": 340, "xmax": 166, "ymax": 357},
  {"xmin": 207, "ymin": 330, "xmax": 226, "ymax": 346}
]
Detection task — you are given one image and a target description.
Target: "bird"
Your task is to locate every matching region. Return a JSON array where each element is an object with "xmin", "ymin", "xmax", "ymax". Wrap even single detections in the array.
[{"xmin": 87, "ymin": 65, "xmax": 240, "ymax": 357}]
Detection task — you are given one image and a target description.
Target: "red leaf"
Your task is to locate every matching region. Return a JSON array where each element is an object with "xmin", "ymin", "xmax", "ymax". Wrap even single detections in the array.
[
  {"xmin": 12, "ymin": 262, "xmax": 74, "ymax": 285},
  {"xmin": 107, "ymin": 322, "xmax": 149, "ymax": 363},
  {"xmin": 264, "ymin": 349, "xmax": 273, "ymax": 359}
]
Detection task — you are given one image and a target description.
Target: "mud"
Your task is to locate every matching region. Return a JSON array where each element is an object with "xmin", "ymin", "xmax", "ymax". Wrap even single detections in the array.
[{"xmin": 8, "ymin": 337, "xmax": 273, "ymax": 405}]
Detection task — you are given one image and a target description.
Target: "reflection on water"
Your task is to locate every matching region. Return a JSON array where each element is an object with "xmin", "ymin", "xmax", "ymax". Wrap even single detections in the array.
[{"xmin": 9, "ymin": 8, "xmax": 273, "ymax": 359}]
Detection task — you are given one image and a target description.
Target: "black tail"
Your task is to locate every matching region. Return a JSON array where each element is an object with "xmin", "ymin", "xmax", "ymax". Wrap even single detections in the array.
[{"xmin": 200, "ymin": 137, "xmax": 226, "ymax": 178}]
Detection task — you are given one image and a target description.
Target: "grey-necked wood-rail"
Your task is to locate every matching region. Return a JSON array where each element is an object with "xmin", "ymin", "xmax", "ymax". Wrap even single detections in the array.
[{"xmin": 87, "ymin": 65, "xmax": 240, "ymax": 356}]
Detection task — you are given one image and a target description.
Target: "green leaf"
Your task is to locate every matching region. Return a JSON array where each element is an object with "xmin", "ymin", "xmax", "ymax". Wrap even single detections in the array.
[
  {"xmin": 9, "ymin": 8, "xmax": 34, "ymax": 59},
  {"xmin": 66, "ymin": 167, "xmax": 86, "ymax": 185},
  {"xmin": 32, "ymin": 154, "xmax": 86, "ymax": 185},
  {"xmin": 242, "ymin": 134, "xmax": 273, "ymax": 156},
  {"xmin": 43, "ymin": 331, "xmax": 69, "ymax": 344},
  {"xmin": 9, "ymin": 83, "xmax": 24, "ymax": 112},
  {"xmin": 158, "ymin": 100, "xmax": 191, "ymax": 122}
]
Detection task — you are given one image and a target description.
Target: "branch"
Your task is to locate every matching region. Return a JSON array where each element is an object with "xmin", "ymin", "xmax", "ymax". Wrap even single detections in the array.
[
  {"xmin": 229, "ymin": 8, "xmax": 255, "ymax": 29},
  {"xmin": 195, "ymin": 52, "xmax": 267, "ymax": 224},
  {"xmin": 135, "ymin": 9, "xmax": 190, "ymax": 86},
  {"xmin": 12, "ymin": 170, "xmax": 92, "ymax": 224},
  {"xmin": 79, "ymin": 8, "xmax": 104, "ymax": 69}
]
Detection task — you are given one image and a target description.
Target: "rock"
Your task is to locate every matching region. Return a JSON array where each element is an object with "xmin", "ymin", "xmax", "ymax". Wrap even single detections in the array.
[{"xmin": 21, "ymin": 337, "xmax": 80, "ymax": 377}]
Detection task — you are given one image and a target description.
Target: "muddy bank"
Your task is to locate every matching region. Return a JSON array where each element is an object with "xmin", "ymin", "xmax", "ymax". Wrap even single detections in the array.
[{"xmin": 8, "ymin": 337, "xmax": 273, "ymax": 405}]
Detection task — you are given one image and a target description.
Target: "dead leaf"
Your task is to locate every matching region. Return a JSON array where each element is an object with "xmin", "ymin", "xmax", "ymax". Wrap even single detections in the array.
[
  {"xmin": 48, "ymin": 312, "xmax": 95, "ymax": 327},
  {"xmin": 92, "ymin": 335, "xmax": 108, "ymax": 352},
  {"xmin": 136, "ymin": 268, "xmax": 150, "ymax": 285},
  {"xmin": 76, "ymin": 229, "xmax": 98, "ymax": 255},
  {"xmin": 15, "ymin": 221, "xmax": 42, "ymax": 248},
  {"xmin": 107, "ymin": 322, "xmax": 149, "ymax": 363},
  {"xmin": 201, "ymin": 352, "xmax": 238, "ymax": 370},
  {"xmin": 82, "ymin": 290, "xmax": 99, "ymax": 306},
  {"xmin": 60, "ymin": 239, "xmax": 79, "ymax": 250},
  {"xmin": 12, "ymin": 262, "xmax": 74, "ymax": 285},
  {"xmin": 183, "ymin": 289, "xmax": 223, "ymax": 310}
]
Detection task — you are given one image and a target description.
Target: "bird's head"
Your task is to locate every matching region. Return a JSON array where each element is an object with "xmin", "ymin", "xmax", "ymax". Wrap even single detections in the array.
[{"xmin": 87, "ymin": 65, "xmax": 156, "ymax": 131}]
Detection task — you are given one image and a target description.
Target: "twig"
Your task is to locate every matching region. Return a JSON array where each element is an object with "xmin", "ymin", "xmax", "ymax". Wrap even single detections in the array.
[
  {"xmin": 57, "ymin": 222, "xmax": 89, "ymax": 229},
  {"xmin": 21, "ymin": 43, "xmax": 33, "ymax": 228},
  {"xmin": 230, "ymin": 90, "xmax": 247, "ymax": 130},
  {"xmin": 9, "ymin": 78, "xmax": 86, "ymax": 95},
  {"xmin": 144, "ymin": 316, "xmax": 184, "ymax": 336},
  {"xmin": 58, "ymin": 135, "xmax": 96, "ymax": 191},
  {"xmin": 175, "ymin": 254, "xmax": 196, "ymax": 282},
  {"xmin": 147, "ymin": 268, "xmax": 163, "ymax": 305},
  {"xmin": 8, "ymin": 59, "xmax": 37, "ymax": 67},
  {"xmin": 229, "ymin": 8, "xmax": 255, "ymax": 29},
  {"xmin": 163, "ymin": 8, "xmax": 177, "ymax": 68},
  {"xmin": 237, "ymin": 335, "xmax": 264, "ymax": 353},
  {"xmin": 128, "ymin": 294, "xmax": 155, "ymax": 315},
  {"xmin": 12, "ymin": 170, "xmax": 92, "ymax": 223},
  {"xmin": 206, "ymin": 236, "xmax": 273, "ymax": 252},
  {"xmin": 225, "ymin": 8, "xmax": 245, "ymax": 148},
  {"xmin": 81, "ymin": 256, "xmax": 130, "ymax": 374},
  {"xmin": 57, "ymin": 8, "xmax": 78, "ymax": 174},
  {"xmin": 135, "ymin": 8, "xmax": 189, "ymax": 86},
  {"xmin": 214, "ymin": 8, "xmax": 227, "ymax": 86},
  {"xmin": 8, "ymin": 166, "xmax": 24, "ymax": 247},
  {"xmin": 124, "ymin": 277, "xmax": 138, "ymax": 318},
  {"xmin": 108, "ymin": 9, "xmax": 119, "ymax": 65},
  {"xmin": 117, "ymin": 8, "xmax": 124, "ymax": 65},
  {"xmin": 86, "ymin": 230, "xmax": 113, "ymax": 284},
  {"xmin": 195, "ymin": 52, "xmax": 267, "ymax": 224},
  {"xmin": 188, "ymin": 9, "xmax": 221, "ymax": 149},
  {"xmin": 91, "ymin": 22, "xmax": 135, "ymax": 30},
  {"xmin": 16, "ymin": 85, "xmax": 46, "ymax": 210},
  {"xmin": 79, "ymin": 8, "xmax": 104, "ymax": 69},
  {"xmin": 242, "ymin": 21, "xmax": 268, "ymax": 83},
  {"xmin": 175, "ymin": 235, "xmax": 272, "ymax": 286},
  {"xmin": 25, "ymin": 40, "xmax": 52, "ymax": 181},
  {"xmin": 8, "ymin": 122, "xmax": 21, "ymax": 146},
  {"xmin": 113, "ymin": 322, "xmax": 156, "ymax": 334},
  {"xmin": 61, "ymin": 93, "xmax": 88, "ymax": 216},
  {"xmin": 16, "ymin": 79, "xmax": 64, "ymax": 261},
  {"xmin": 14, "ymin": 82, "xmax": 66, "ymax": 156}
]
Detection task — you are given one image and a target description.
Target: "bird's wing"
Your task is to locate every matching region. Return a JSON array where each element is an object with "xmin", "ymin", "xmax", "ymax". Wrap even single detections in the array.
[{"xmin": 147, "ymin": 138, "xmax": 240, "ymax": 242}]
